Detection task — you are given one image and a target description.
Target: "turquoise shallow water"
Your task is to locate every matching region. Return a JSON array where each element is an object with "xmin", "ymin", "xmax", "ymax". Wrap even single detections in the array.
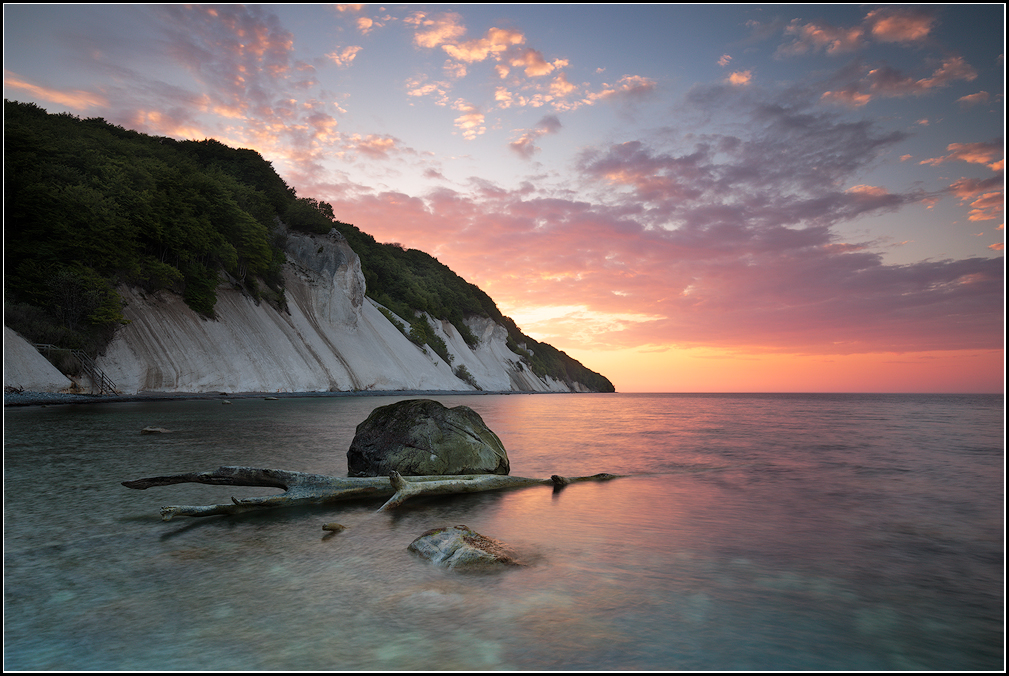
[{"xmin": 3, "ymin": 392, "xmax": 1004, "ymax": 670}]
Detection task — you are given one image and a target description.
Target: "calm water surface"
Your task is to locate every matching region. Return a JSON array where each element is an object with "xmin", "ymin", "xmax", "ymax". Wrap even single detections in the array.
[{"xmin": 3, "ymin": 393, "xmax": 1004, "ymax": 670}]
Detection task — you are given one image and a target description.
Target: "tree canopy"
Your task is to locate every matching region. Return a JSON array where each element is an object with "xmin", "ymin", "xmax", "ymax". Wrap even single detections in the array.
[{"xmin": 3, "ymin": 100, "xmax": 613, "ymax": 391}]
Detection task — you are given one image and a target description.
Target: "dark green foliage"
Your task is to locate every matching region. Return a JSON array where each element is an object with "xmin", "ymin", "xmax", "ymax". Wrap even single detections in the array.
[
  {"xmin": 182, "ymin": 138, "xmax": 295, "ymax": 216},
  {"xmin": 284, "ymin": 197, "xmax": 338, "ymax": 235},
  {"xmin": 180, "ymin": 262, "xmax": 219, "ymax": 317},
  {"xmin": 376, "ymin": 305, "xmax": 407, "ymax": 333},
  {"xmin": 45, "ymin": 265, "xmax": 127, "ymax": 331},
  {"xmin": 4, "ymin": 99, "xmax": 287, "ymax": 335},
  {"xmin": 495, "ymin": 315, "xmax": 615, "ymax": 393},
  {"xmin": 326, "ymin": 218, "xmax": 614, "ymax": 392},
  {"xmin": 327, "ymin": 220, "xmax": 491, "ymax": 348},
  {"xmin": 408, "ymin": 315, "xmax": 453, "ymax": 365},
  {"xmin": 4, "ymin": 299, "xmax": 119, "ymax": 360},
  {"xmin": 3, "ymin": 99, "xmax": 613, "ymax": 391},
  {"xmin": 453, "ymin": 364, "xmax": 481, "ymax": 390}
]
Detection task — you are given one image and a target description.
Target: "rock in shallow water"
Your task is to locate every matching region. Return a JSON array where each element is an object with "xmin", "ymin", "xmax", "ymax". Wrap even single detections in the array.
[
  {"xmin": 140, "ymin": 426, "xmax": 172, "ymax": 434},
  {"xmin": 408, "ymin": 525, "xmax": 523, "ymax": 570},
  {"xmin": 346, "ymin": 399, "xmax": 510, "ymax": 476}
]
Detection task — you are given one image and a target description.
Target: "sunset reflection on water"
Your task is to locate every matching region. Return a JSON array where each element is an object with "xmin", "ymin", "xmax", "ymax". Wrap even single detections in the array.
[{"xmin": 3, "ymin": 393, "xmax": 1003, "ymax": 670}]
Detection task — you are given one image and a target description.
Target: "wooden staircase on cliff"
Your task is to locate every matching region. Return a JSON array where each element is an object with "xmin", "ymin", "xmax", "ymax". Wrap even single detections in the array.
[{"xmin": 31, "ymin": 343, "xmax": 118, "ymax": 395}]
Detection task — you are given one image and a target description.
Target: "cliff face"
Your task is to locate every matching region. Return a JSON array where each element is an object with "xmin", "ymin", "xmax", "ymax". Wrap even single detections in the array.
[
  {"xmin": 91, "ymin": 230, "xmax": 585, "ymax": 394},
  {"xmin": 3, "ymin": 326, "xmax": 74, "ymax": 392}
]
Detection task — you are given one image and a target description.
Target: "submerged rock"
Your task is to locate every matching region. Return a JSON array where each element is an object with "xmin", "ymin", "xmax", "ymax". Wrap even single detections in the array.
[
  {"xmin": 346, "ymin": 399, "xmax": 510, "ymax": 477},
  {"xmin": 408, "ymin": 525, "xmax": 523, "ymax": 570}
]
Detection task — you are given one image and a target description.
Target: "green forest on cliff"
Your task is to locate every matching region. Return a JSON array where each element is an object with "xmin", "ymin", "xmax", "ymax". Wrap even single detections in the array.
[{"xmin": 3, "ymin": 100, "xmax": 614, "ymax": 392}]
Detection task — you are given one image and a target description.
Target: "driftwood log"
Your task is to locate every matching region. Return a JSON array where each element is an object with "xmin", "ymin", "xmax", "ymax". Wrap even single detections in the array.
[{"xmin": 122, "ymin": 466, "xmax": 620, "ymax": 521}]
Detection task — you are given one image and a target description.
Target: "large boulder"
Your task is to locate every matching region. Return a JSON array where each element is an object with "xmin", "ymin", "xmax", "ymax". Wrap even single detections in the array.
[
  {"xmin": 408, "ymin": 525, "xmax": 523, "ymax": 570},
  {"xmin": 346, "ymin": 399, "xmax": 510, "ymax": 477}
]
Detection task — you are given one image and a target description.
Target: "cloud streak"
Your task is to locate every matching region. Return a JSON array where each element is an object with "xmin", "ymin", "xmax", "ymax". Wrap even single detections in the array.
[
  {"xmin": 3, "ymin": 72, "xmax": 109, "ymax": 110},
  {"xmin": 401, "ymin": 9, "xmax": 655, "ymax": 121},
  {"xmin": 822, "ymin": 56, "xmax": 978, "ymax": 107},
  {"xmin": 4, "ymin": 4, "xmax": 1001, "ymax": 388},
  {"xmin": 921, "ymin": 140, "xmax": 1004, "ymax": 171},
  {"xmin": 776, "ymin": 6, "xmax": 935, "ymax": 57},
  {"xmin": 328, "ymin": 180, "xmax": 1001, "ymax": 354},
  {"xmin": 321, "ymin": 86, "xmax": 1000, "ymax": 356},
  {"xmin": 509, "ymin": 115, "xmax": 561, "ymax": 158}
]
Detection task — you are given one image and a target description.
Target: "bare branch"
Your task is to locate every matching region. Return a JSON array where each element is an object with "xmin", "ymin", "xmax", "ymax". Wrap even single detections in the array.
[
  {"xmin": 377, "ymin": 471, "xmax": 550, "ymax": 511},
  {"xmin": 123, "ymin": 465, "xmax": 625, "ymax": 521}
]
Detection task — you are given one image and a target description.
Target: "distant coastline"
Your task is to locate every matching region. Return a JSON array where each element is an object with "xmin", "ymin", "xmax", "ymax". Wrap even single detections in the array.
[{"xmin": 2, "ymin": 388, "xmax": 593, "ymax": 408}]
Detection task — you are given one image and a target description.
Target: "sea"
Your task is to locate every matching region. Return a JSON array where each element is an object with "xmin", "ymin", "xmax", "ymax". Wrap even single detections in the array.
[{"xmin": 2, "ymin": 392, "xmax": 1004, "ymax": 671}]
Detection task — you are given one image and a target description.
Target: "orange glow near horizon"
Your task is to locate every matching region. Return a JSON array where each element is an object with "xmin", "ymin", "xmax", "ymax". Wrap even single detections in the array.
[
  {"xmin": 4, "ymin": 5, "xmax": 1002, "ymax": 395},
  {"xmin": 564, "ymin": 346, "xmax": 1005, "ymax": 394}
]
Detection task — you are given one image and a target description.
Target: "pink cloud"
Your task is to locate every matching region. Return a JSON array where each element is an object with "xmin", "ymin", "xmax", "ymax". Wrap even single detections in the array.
[
  {"xmin": 323, "ymin": 181, "xmax": 1000, "ymax": 355},
  {"xmin": 779, "ymin": 19, "xmax": 865, "ymax": 55},
  {"xmin": 450, "ymin": 99, "xmax": 485, "ymax": 139},
  {"xmin": 584, "ymin": 75, "xmax": 657, "ymax": 105},
  {"xmin": 727, "ymin": 70, "xmax": 752, "ymax": 86},
  {"xmin": 867, "ymin": 57, "xmax": 977, "ymax": 96},
  {"xmin": 846, "ymin": 185, "xmax": 890, "ymax": 198},
  {"xmin": 405, "ymin": 13, "xmax": 656, "ymax": 118},
  {"xmin": 958, "ymin": 91, "xmax": 990, "ymax": 107},
  {"xmin": 507, "ymin": 47, "xmax": 566, "ymax": 77},
  {"xmin": 548, "ymin": 72, "xmax": 577, "ymax": 98},
  {"xmin": 778, "ymin": 7, "xmax": 933, "ymax": 57},
  {"xmin": 22, "ymin": 5, "xmax": 994, "ymax": 363},
  {"xmin": 494, "ymin": 86, "xmax": 515, "ymax": 108},
  {"xmin": 3, "ymin": 72, "xmax": 108, "ymax": 110},
  {"xmin": 864, "ymin": 7, "xmax": 935, "ymax": 43},
  {"xmin": 442, "ymin": 26, "xmax": 525, "ymax": 63},
  {"xmin": 966, "ymin": 192, "xmax": 1005, "ymax": 222},
  {"xmin": 129, "ymin": 107, "xmax": 209, "ymax": 140},
  {"xmin": 408, "ymin": 11, "xmax": 467, "ymax": 49},
  {"xmin": 153, "ymin": 6, "xmax": 299, "ymax": 115},
  {"xmin": 820, "ymin": 87, "xmax": 872, "ymax": 107},
  {"xmin": 949, "ymin": 176, "xmax": 1005, "ymax": 199},
  {"xmin": 443, "ymin": 60, "xmax": 468, "ymax": 79},
  {"xmin": 822, "ymin": 56, "xmax": 978, "ymax": 108},
  {"xmin": 326, "ymin": 46, "xmax": 362, "ymax": 68},
  {"xmin": 399, "ymin": 11, "xmax": 658, "ymax": 127},
  {"xmin": 404, "ymin": 76, "xmax": 452, "ymax": 105},
  {"xmin": 509, "ymin": 115, "xmax": 561, "ymax": 159},
  {"xmin": 346, "ymin": 133, "xmax": 400, "ymax": 159},
  {"xmin": 310, "ymin": 92, "xmax": 1000, "ymax": 357},
  {"xmin": 409, "ymin": 14, "xmax": 530, "ymax": 76},
  {"xmin": 921, "ymin": 141, "xmax": 1004, "ymax": 171},
  {"xmin": 65, "ymin": 5, "xmax": 361, "ymax": 180}
]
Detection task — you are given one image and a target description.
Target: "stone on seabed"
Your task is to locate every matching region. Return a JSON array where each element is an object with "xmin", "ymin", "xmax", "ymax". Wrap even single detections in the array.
[{"xmin": 408, "ymin": 525, "xmax": 523, "ymax": 570}]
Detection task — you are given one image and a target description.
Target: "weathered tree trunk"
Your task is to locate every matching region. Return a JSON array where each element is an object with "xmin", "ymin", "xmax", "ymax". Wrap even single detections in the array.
[
  {"xmin": 378, "ymin": 471, "xmax": 549, "ymax": 511},
  {"xmin": 123, "ymin": 466, "xmax": 620, "ymax": 520}
]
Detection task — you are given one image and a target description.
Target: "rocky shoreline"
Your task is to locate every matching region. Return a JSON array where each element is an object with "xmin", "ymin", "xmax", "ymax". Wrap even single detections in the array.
[{"xmin": 3, "ymin": 388, "xmax": 552, "ymax": 408}]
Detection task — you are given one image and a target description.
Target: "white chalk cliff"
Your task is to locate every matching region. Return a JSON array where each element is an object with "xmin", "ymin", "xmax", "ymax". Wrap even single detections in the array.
[
  {"xmin": 80, "ymin": 229, "xmax": 587, "ymax": 394},
  {"xmin": 3, "ymin": 326, "xmax": 74, "ymax": 392}
]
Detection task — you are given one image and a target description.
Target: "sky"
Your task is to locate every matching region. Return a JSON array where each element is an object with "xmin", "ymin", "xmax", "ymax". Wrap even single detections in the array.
[{"xmin": 3, "ymin": 4, "xmax": 1005, "ymax": 393}]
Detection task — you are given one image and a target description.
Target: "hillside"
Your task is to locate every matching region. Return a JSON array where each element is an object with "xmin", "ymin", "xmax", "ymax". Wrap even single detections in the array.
[{"xmin": 3, "ymin": 99, "xmax": 614, "ymax": 393}]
